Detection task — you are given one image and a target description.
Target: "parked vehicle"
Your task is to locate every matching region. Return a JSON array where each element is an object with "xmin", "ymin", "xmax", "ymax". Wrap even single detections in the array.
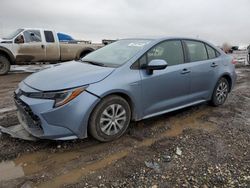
[
  {"xmin": 0, "ymin": 28, "xmax": 104, "ymax": 75},
  {"xmin": 0, "ymin": 37, "xmax": 237, "ymax": 141}
]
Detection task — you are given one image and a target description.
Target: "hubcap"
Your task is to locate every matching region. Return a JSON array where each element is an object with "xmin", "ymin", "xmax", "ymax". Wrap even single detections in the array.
[
  {"xmin": 100, "ymin": 104, "xmax": 127, "ymax": 136},
  {"xmin": 216, "ymin": 81, "xmax": 228, "ymax": 104}
]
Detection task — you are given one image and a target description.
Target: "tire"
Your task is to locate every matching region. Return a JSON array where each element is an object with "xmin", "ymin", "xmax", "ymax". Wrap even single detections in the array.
[
  {"xmin": 89, "ymin": 95, "xmax": 131, "ymax": 142},
  {"xmin": 79, "ymin": 50, "xmax": 92, "ymax": 59},
  {"xmin": 0, "ymin": 56, "xmax": 10, "ymax": 75},
  {"xmin": 210, "ymin": 77, "xmax": 229, "ymax": 106}
]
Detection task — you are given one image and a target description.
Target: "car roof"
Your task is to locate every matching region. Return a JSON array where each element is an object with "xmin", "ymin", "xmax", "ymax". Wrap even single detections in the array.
[{"xmin": 121, "ymin": 36, "xmax": 209, "ymax": 42}]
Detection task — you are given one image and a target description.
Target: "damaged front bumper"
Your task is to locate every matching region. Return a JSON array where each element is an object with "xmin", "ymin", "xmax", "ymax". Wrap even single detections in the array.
[{"xmin": 0, "ymin": 81, "xmax": 100, "ymax": 141}]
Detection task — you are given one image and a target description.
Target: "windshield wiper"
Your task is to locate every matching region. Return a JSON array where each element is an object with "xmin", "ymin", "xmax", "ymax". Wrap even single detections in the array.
[{"xmin": 81, "ymin": 60, "xmax": 107, "ymax": 67}]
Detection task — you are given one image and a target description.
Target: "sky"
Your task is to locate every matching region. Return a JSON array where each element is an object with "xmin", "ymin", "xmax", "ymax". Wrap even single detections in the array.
[{"xmin": 0, "ymin": 0, "xmax": 249, "ymax": 45}]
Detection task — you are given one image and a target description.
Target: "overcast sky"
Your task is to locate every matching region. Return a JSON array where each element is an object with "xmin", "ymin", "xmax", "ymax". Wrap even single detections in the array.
[{"xmin": 0, "ymin": 0, "xmax": 249, "ymax": 45}]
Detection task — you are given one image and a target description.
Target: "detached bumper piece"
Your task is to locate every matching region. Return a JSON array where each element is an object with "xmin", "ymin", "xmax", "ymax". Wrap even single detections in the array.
[{"xmin": 0, "ymin": 124, "xmax": 37, "ymax": 141}]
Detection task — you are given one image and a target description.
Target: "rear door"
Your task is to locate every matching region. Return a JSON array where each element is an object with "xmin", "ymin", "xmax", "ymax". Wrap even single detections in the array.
[
  {"xmin": 15, "ymin": 29, "xmax": 45, "ymax": 62},
  {"xmin": 183, "ymin": 40, "xmax": 220, "ymax": 101},
  {"xmin": 44, "ymin": 30, "xmax": 60, "ymax": 61},
  {"xmin": 139, "ymin": 40, "xmax": 192, "ymax": 118}
]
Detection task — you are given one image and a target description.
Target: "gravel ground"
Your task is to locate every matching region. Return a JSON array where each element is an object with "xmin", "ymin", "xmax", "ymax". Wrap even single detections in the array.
[{"xmin": 0, "ymin": 66, "xmax": 249, "ymax": 188}]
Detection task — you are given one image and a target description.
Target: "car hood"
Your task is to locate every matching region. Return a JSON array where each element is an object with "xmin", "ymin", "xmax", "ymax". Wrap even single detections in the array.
[{"xmin": 24, "ymin": 61, "xmax": 115, "ymax": 91}]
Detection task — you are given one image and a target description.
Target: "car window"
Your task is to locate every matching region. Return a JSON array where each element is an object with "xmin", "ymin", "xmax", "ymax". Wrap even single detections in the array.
[
  {"xmin": 44, "ymin": 31, "xmax": 55, "ymax": 43},
  {"xmin": 185, "ymin": 40, "xmax": 208, "ymax": 62},
  {"xmin": 83, "ymin": 39, "xmax": 152, "ymax": 67},
  {"xmin": 206, "ymin": 45, "xmax": 217, "ymax": 59},
  {"xmin": 23, "ymin": 30, "xmax": 42, "ymax": 43},
  {"xmin": 147, "ymin": 40, "xmax": 184, "ymax": 66}
]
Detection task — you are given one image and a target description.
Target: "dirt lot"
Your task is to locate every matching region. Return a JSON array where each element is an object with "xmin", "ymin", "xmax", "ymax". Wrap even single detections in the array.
[{"xmin": 0, "ymin": 66, "xmax": 249, "ymax": 188}]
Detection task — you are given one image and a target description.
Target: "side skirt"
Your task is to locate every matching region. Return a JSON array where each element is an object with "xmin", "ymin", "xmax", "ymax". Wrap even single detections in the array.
[{"xmin": 142, "ymin": 100, "xmax": 207, "ymax": 120}]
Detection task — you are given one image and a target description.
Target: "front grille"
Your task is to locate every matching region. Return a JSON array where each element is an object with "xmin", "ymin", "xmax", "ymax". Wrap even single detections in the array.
[{"xmin": 14, "ymin": 92, "xmax": 44, "ymax": 135}]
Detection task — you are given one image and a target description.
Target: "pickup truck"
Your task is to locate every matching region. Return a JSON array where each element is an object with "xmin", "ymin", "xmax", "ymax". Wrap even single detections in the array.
[{"xmin": 0, "ymin": 28, "xmax": 104, "ymax": 75}]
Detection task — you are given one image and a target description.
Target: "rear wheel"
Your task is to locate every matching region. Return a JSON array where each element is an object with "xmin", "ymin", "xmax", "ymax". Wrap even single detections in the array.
[
  {"xmin": 0, "ymin": 56, "xmax": 10, "ymax": 75},
  {"xmin": 89, "ymin": 95, "xmax": 131, "ymax": 142},
  {"xmin": 210, "ymin": 77, "xmax": 229, "ymax": 106},
  {"xmin": 79, "ymin": 50, "xmax": 93, "ymax": 59}
]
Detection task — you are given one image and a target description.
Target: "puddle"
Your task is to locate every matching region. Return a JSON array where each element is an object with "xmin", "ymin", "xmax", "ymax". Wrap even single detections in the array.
[
  {"xmin": 0, "ymin": 107, "xmax": 216, "ymax": 187},
  {"xmin": 138, "ymin": 108, "xmax": 215, "ymax": 147}
]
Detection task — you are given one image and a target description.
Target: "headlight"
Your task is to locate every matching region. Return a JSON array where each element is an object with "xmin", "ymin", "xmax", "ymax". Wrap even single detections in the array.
[{"xmin": 27, "ymin": 86, "xmax": 87, "ymax": 108}]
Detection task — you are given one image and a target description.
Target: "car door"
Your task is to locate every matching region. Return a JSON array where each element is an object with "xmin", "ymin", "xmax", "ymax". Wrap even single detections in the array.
[
  {"xmin": 139, "ymin": 40, "xmax": 192, "ymax": 118},
  {"xmin": 183, "ymin": 40, "xmax": 219, "ymax": 101},
  {"xmin": 15, "ymin": 29, "xmax": 45, "ymax": 62},
  {"xmin": 44, "ymin": 30, "xmax": 60, "ymax": 61}
]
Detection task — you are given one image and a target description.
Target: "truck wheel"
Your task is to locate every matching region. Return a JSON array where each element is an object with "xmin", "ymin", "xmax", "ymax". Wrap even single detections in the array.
[
  {"xmin": 89, "ymin": 95, "xmax": 131, "ymax": 142},
  {"xmin": 0, "ymin": 56, "xmax": 10, "ymax": 75},
  {"xmin": 79, "ymin": 50, "xmax": 93, "ymax": 59}
]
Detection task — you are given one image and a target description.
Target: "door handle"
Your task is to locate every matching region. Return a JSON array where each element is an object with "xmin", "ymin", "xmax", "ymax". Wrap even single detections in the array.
[
  {"xmin": 211, "ymin": 62, "xmax": 218, "ymax": 67},
  {"xmin": 181, "ymin": 68, "xmax": 191, "ymax": 74},
  {"xmin": 41, "ymin": 44, "xmax": 45, "ymax": 49}
]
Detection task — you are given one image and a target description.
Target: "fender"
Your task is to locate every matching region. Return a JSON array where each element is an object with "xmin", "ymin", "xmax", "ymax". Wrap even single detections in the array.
[
  {"xmin": 0, "ymin": 46, "xmax": 15, "ymax": 64},
  {"xmin": 98, "ymin": 89, "xmax": 141, "ymax": 121}
]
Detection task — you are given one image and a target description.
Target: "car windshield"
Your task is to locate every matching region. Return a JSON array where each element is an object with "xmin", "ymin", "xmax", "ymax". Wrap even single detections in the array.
[
  {"xmin": 82, "ymin": 39, "xmax": 152, "ymax": 67},
  {"xmin": 2, "ymin": 29, "xmax": 24, "ymax": 40}
]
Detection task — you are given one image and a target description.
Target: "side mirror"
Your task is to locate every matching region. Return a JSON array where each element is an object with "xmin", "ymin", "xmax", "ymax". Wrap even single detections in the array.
[{"xmin": 146, "ymin": 59, "xmax": 168, "ymax": 74}]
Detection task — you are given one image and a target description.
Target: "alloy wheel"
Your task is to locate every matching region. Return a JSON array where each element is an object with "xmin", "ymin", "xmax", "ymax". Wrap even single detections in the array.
[
  {"xmin": 99, "ymin": 104, "xmax": 127, "ymax": 136},
  {"xmin": 216, "ymin": 81, "xmax": 228, "ymax": 104}
]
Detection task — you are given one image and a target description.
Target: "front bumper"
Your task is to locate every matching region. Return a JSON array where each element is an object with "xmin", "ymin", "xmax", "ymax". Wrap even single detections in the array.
[{"xmin": 9, "ymin": 82, "xmax": 100, "ymax": 140}]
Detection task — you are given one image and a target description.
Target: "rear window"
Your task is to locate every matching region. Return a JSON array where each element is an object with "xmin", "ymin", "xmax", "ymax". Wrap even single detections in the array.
[
  {"xmin": 44, "ymin": 31, "xmax": 55, "ymax": 43},
  {"xmin": 185, "ymin": 40, "xmax": 208, "ymax": 62}
]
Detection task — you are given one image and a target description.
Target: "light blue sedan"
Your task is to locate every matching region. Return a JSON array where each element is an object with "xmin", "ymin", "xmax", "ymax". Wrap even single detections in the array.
[{"xmin": 10, "ymin": 37, "xmax": 237, "ymax": 141}]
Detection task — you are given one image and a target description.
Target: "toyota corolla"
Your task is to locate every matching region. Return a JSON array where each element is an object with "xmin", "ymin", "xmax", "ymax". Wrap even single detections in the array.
[{"xmin": 5, "ymin": 37, "xmax": 237, "ymax": 141}]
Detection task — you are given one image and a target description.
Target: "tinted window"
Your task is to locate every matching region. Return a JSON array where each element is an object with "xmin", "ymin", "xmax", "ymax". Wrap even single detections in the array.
[
  {"xmin": 147, "ymin": 40, "xmax": 184, "ymax": 66},
  {"xmin": 23, "ymin": 30, "xmax": 41, "ymax": 43},
  {"xmin": 185, "ymin": 40, "xmax": 208, "ymax": 62},
  {"xmin": 206, "ymin": 45, "xmax": 216, "ymax": 59},
  {"xmin": 44, "ymin": 31, "xmax": 55, "ymax": 43}
]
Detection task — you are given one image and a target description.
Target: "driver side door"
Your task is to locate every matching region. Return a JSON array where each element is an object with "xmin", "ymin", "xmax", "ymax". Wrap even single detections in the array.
[
  {"xmin": 15, "ymin": 30, "xmax": 45, "ymax": 63},
  {"xmin": 139, "ymin": 40, "xmax": 192, "ymax": 118}
]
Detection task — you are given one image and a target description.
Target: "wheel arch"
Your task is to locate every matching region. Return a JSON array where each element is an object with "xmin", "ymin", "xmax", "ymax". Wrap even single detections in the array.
[
  {"xmin": 78, "ymin": 47, "xmax": 95, "ymax": 59},
  {"xmin": 220, "ymin": 73, "xmax": 233, "ymax": 92},
  {"xmin": 97, "ymin": 91, "xmax": 138, "ymax": 121},
  {"xmin": 0, "ymin": 46, "xmax": 15, "ymax": 64}
]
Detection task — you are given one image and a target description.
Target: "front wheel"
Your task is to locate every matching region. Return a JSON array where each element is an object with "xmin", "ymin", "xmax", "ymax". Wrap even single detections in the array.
[
  {"xmin": 210, "ymin": 78, "xmax": 229, "ymax": 106},
  {"xmin": 0, "ymin": 56, "xmax": 10, "ymax": 75},
  {"xmin": 89, "ymin": 95, "xmax": 131, "ymax": 142}
]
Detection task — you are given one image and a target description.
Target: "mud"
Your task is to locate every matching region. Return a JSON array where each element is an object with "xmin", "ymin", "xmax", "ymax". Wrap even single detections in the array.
[{"xmin": 0, "ymin": 67, "xmax": 250, "ymax": 187}]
